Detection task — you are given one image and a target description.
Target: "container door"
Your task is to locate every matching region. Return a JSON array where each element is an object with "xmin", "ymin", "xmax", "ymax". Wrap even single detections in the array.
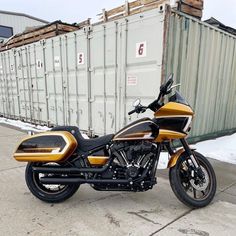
[
  {"xmin": 0, "ymin": 53, "xmax": 8, "ymax": 117},
  {"xmin": 62, "ymin": 31, "xmax": 87, "ymax": 129},
  {"xmin": 28, "ymin": 44, "xmax": 41, "ymax": 124},
  {"xmin": 0, "ymin": 58, "xmax": 5, "ymax": 116},
  {"xmin": 16, "ymin": 48, "xmax": 31, "ymax": 122},
  {"xmin": 44, "ymin": 38, "xmax": 60, "ymax": 126},
  {"xmin": 30, "ymin": 42, "xmax": 48, "ymax": 125},
  {"xmin": 73, "ymin": 29, "xmax": 90, "ymax": 131},
  {"xmin": 118, "ymin": 10, "xmax": 165, "ymax": 128},
  {"xmin": 45, "ymin": 37, "xmax": 67, "ymax": 126},
  {"xmin": 5, "ymin": 50, "xmax": 19, "ymax": 119},
  {"xmin": 89, "ymin": 23, "xmax": 118, "ymax": 135}
]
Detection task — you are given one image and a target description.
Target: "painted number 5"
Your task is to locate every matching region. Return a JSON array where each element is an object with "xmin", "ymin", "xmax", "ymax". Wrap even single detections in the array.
[
  {"xmin": 136, "ymin": 41, "xmax": 147, "ymax": 58},
  {"xmin": 77, "ymin": 52, "xmax": 84, "ymax": 65}
]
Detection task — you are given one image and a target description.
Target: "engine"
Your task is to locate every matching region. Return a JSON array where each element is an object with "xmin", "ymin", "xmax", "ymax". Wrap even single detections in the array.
[
  {"xmin": 114, "ymin": 141, "xmax": 157, "ymax": 177},
  {"xmin": 92, "ymin": 141, "xmax": 158, "ymax": 192}
]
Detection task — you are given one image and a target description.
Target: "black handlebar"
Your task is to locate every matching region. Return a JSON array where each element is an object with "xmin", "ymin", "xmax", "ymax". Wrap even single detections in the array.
[
  {"xmin": 128, "ymin": 109, "xmax": 136, "ymax": 115},
  {"xmin": 128, "ymin": 106, "xmax": 147, "ymax": 115}
]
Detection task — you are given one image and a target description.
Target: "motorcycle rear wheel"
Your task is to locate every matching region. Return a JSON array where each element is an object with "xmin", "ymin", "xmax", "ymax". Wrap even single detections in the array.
[
  {"xmin": 169, "ymin": 151, "xmax": 216, "ymax": 208},
  {"xmin": 25, "ymin": 162, "xmax": 80, "ymax": 203}
]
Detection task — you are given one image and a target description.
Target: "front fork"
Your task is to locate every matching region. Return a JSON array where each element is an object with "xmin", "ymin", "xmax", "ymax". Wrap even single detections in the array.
[
  {"xmin": 180, "ymin": 139, "xmax": 199, "ymax": 167},
  {"xmin": 165, "ymin": 139, "xmax": 204, "ymax": 179},
  {"xmin": 180, "ymin": 139, "xmax": 205, "ymax": 179}
]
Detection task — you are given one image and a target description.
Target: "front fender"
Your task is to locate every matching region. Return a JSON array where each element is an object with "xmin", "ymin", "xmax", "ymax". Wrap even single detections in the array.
[{"xmin": 168, "ymin": 148, "xmax": 196, "ymax": 168}]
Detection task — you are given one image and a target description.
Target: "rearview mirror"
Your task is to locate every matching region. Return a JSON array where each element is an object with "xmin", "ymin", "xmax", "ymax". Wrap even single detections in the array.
[{"xmin": 132, "ymin": 98, "xmax": 141, "ymax": 107}]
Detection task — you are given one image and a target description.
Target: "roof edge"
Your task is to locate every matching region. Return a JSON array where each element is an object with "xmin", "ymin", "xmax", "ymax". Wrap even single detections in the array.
[{"xmin": 0, "ymin": 10, "xmax": 49, "ymax": 24}]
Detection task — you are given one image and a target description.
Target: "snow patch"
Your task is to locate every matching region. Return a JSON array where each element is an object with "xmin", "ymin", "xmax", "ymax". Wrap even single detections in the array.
[
  {"xmin": 0, "ymin": 117, "xmax": 51, "ymax": 132},
  {"xmin": 157, "ymin": 152, "xmax": 169, "ymax": 169},
  {"xmin": 193, "ymin": 133, "xmax": 236, "ymax": 165},
  {"xmin": 157, "ymin": 132, "xmax": 236, "ymax": 168},
  {"xmin": 0, "ymin": 117, "xmax": 90, "ymax": 138}
]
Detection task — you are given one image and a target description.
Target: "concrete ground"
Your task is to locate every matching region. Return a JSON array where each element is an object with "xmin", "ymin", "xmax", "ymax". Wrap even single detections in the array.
[{"xmin": 0, "ymin": 124, "xmax": 236, "ymax": 236}]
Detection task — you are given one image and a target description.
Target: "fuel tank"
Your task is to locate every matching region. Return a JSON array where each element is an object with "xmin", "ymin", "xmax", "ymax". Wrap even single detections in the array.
[
  {"xmin": 14, "ymin": 131, "xmax": 77, "ymax": 162},
  {"xmin": 154, "ymin": 102, "xmax": 194, "ymax": 142},
  {"xmin": 113, "ymin": 118, "xmax": 159, "ymax": 141}
]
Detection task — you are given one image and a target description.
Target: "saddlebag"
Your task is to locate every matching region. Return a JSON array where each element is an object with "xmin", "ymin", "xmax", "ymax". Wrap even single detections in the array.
[{"xmin": 14, "ymin": 131, "xmax": 77, "ymax": 162}]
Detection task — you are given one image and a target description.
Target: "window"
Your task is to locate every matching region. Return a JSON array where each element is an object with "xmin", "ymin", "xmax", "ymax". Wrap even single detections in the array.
[{"xmin": 0, "ymin": 25, "xmax": 13, "ymax": 38}]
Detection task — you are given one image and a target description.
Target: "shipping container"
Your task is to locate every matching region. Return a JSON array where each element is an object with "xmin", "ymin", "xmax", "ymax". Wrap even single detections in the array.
[
  {"xmin": 164, "ymin": 9, "xmax": 236, "ymax": 141},
  {"xmin": 0, "ymin": 4, "xmax": 236, "ymax": 141}
]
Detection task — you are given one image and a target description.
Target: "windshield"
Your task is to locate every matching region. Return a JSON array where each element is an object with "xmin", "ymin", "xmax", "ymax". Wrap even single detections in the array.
[{"xmin": 169, "ymin": 91, "xmax": 189, "ymax": 106}]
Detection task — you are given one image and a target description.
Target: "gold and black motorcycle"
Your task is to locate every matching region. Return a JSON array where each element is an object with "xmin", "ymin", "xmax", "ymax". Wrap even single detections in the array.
[{"xmin": 14, "ymin": 74, "xmax": 216, "ymax": 208}]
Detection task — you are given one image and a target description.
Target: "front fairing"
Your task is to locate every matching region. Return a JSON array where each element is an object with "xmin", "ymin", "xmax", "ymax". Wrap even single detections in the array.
[
  {"xmin": 169, "ymin": 91, "xmax": 189, "ymax": 106},
  {"xmin": 153, "ymin": 95, "xmax": 194, "ymax": 142},
  {"xmin": 154, "ymin": 101, "xmax": 194, "ymax": 117}
]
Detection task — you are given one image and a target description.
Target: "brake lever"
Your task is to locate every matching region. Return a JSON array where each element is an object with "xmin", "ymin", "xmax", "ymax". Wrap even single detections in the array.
[{"xmin": 136, "ymin": 105, "xmax": 147, "ymax": 114}]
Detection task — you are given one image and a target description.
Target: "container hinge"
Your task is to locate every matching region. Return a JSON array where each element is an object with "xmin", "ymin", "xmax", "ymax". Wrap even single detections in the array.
[
  {"xmin": 84, "ymin": 26, "xmax": 93, "ymax": 35},
  {"xmin": 89, "ymin": 98, "xmax": 95, "ymax": 103},
  {"xmin": 40, "ymin": 39, "xmax": 46, "ymax": 46},
  {"xmin": 63, "ymin": 82, "xmax": 67, "ymax": 88},
  {"xmin": 88, "ymin": 26, "xmax": 93, "ymax": 32}
]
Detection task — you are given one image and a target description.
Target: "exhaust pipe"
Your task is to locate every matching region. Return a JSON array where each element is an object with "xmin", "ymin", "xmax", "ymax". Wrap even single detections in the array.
[
  {"xmin": 40, "ymin": 177, "xmax": 130, "ymax": 185},
  {"xmin": 36, "ymin": 156, "xmax": 154, "ymax": 185},
  {"xmin": 32, "ymin": 156, "xmax": 115, "ymax": 174},
  {"xmin": 32, "ymin": 165, "xmax": 110, "ymax": 174}
]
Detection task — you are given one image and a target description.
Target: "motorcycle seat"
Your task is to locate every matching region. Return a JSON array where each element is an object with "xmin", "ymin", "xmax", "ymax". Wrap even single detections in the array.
[{"xmin": 51, "ymin": 126, "xmax": 114, "ymax": 153}]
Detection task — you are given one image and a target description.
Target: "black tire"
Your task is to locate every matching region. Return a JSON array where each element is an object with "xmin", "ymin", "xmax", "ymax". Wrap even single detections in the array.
[
  {"xmin": 169, "ymin": 151, "xmax": 217, "ymax": 208},
  {"xmin": 25, "ymin": 162, "xmax": 80, "ymax": 203}
]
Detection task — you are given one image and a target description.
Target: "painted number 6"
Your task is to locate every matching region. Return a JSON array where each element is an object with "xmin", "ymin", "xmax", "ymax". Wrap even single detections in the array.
[
  {"xmin": 138, "ymin": 43, "xmax": 144, "ymax": 56},
  {"xmin": 136, "ymin": 41, "xmax": 147, "ymax": 58}
]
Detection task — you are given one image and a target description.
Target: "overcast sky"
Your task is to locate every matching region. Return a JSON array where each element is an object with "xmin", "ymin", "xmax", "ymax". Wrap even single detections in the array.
[{"xmin": 1, "ymin": 0, "xmax": 236, "ymax": 28}]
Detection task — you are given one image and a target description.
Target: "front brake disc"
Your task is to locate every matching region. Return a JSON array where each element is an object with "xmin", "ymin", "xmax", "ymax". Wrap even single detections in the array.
[{"xmin": 190, "ymin": 166, "xmax": 209, "ymax": 191}]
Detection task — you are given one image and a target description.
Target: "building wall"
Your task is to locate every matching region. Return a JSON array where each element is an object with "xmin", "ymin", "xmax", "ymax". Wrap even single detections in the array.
[{"xmin": 0, "ymin": 12, "xmax": 47, "ymax": 36}]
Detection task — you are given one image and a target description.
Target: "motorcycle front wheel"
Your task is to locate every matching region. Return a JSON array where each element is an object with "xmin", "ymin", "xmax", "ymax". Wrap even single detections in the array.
[
  {"xmin": 169, "ymin": 151, "xmax": 217, "ymax": 208},
  {"xmin": 25, "ymin": 162, "xmax": 80, "ymax": 203}
]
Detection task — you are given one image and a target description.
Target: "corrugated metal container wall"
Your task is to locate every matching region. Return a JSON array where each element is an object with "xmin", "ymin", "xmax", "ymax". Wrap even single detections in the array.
[
  {"xmin": 164, "ymin": 10, "xmax": 236, "ymax": 141},
  {"xmin": 1, "ymin": 7, "xmax": 236, "ymax": 140},
  {"xmin": 0, "ymin": 50, "xmax": 18, "ymax": 118},
  {"xmin": 0, "ymin": 7, "xmax": 165, "ymax": 135}
]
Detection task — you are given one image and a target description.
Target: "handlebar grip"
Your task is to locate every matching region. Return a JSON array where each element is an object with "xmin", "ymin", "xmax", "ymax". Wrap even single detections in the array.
[{"xmin": 128, "ymin": 109, "xmax": 136, "ymax": 115}]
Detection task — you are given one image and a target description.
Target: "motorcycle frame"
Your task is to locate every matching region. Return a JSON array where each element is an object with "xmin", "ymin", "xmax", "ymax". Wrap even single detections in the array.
[
  {"xmin": 32, "ymin": 137, "xmax": 200, "ymax": 187},
  {"xmin": 32, "ymin": 141, "xmax": 162, "ymax": 186}
]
